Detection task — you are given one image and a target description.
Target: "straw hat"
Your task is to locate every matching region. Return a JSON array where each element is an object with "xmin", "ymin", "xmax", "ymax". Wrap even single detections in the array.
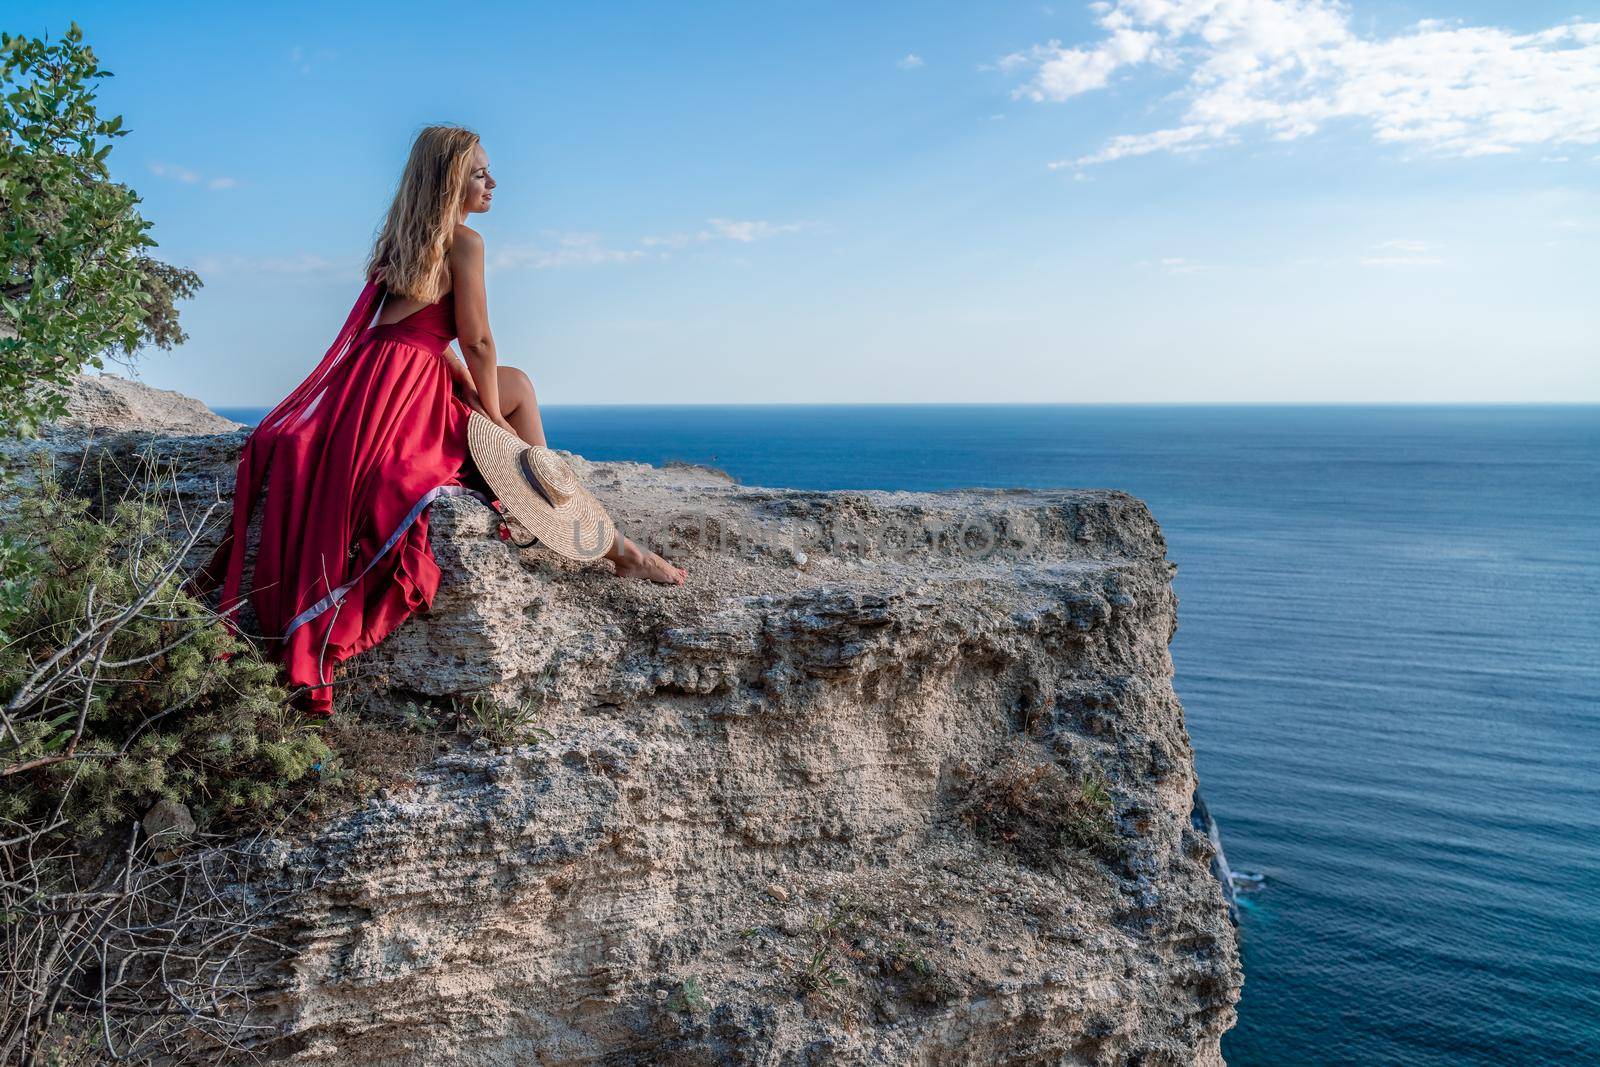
[{"xmin": 465, "ymin": 410, "xmax": 617, "ymax": 561}]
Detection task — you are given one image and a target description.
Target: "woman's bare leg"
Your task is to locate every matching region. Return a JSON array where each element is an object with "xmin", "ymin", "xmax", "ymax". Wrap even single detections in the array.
[
  {"xmin": 493, "ymin": 367, "xmax": 685, "ymax": 584},
  {"xmin": 496, "ymin": 365, "xmax": 547, "ymax": 447}
]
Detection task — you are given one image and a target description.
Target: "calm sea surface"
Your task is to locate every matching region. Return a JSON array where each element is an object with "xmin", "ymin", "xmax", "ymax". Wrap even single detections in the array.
[{"xmin": 215, "ymin": 403, "xmax": 1600, "ymax": 1065}]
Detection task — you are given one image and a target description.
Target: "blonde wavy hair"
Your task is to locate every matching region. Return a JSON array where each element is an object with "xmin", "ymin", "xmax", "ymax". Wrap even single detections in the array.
[{"xmin": 365, "ymin": 124, "xmax": 481, "ymax": 302}]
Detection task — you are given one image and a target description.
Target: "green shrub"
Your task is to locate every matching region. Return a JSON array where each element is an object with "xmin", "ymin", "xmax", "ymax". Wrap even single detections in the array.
[{"xmin": 0, "ymin": 472, "xmax": 329, "ymax": 837}]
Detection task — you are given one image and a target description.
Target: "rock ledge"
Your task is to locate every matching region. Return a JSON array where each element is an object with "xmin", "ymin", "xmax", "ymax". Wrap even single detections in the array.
[{"xmin": 6, "ymin": 375, "xmax": 1243, "ymax": 1066}]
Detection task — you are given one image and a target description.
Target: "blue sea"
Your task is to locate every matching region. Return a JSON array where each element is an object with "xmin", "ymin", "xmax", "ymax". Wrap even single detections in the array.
[{"xmin": 215, "ymin": 403, "xmax": 1600, "ymax": 1065}]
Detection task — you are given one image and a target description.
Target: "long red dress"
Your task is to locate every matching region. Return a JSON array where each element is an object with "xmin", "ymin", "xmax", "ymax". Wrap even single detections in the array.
[{"xmin": 194, "ymin": 271, "xmax": 493, "ymax": 715}]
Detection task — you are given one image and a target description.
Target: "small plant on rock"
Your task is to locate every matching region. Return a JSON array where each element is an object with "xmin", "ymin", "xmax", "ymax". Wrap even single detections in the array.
[
  {"xmin": 399, "ymin": 699, "xmax": 440, "ymax": 734},
  {"xmin": 456, "ymin": 691, "xmax": 548, "ymax": 746},
  {"xmin": 665, "ymin": 975, "xmax": 710, "ymax": 1015},
  {"xmin": 883, "ymin": 936, "xmax": 933, "ymax": 977},
  {"xmin": 952, "ymin": 741, "xmax": 1121, "ymax": 866},
  {"xmin": 794, "ymin": 945, "xmax": 848, "ymax": 997},
  {"xmin": 453, "ymin": 660, "xmax": 560, "ymax": 747},
  {"xmin": 782, "ymin": 890, "xmax": 960, "ymax": 1016}
]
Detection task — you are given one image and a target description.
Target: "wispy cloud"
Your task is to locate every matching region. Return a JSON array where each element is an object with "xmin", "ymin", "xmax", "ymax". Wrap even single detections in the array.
[
  {"xmin": 638, "ymin": 217, "xmax": 810, "ymax": 249},
  {"xmin": 150, "ymin": 162, "xmax": 203, "ymax": 183},
  {"xmin": 1371, "ymin": 239, "xmax": 1431, "ymax": 254},
  {"xmin": 149, "ymin": 161, "xmax": 239, "ymax": 190},
  {"xmin": 1361, "ymin": 240, "xmax": 1448, "ymax": 268},
  {"xmin": 999, "ymin": 2, "xmax": 1600, "ymax": 168},
  {"xmin": 194, "ymin": 217, "xmax": 810, "ymax": 280},
  {"xmin": 289, "ymin": 44, "xmax": 339, "ymax": 75},
  {"xmin": 491, "ymin": 233, "xmax": 647, "ymax": 270},
  {"xmin": 706, "ymin": 218, "xmax": 808, "ymax": 242},
  {"xmin": 898, "ymin": 53, "xmax": 925, "ymax": 70},
  {"xmin": 1360, "ymin": 255, "xmax": 1448, "ymax": 268},
  {"xmin": 1136, "ymin": 256, "xmax": 1217, "ymax": 275},
  {"xmin": 189, "ymin": 253, "xmax": 350, "ymax": 276},
  {"xmin": 1162, "ymin": 256, "xmax": 1212, "ymax": 274}
]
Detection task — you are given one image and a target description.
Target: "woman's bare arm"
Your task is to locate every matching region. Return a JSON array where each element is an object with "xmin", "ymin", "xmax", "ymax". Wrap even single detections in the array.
[
  {"xmin": 441, "ymin": 345, "xmax": 475, "ymax": 394},
  {"xmin": 449, "ymin": 226, "xmax": 511, "ymax": 428}
]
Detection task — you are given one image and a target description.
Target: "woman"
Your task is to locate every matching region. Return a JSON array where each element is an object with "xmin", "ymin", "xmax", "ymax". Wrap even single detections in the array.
[{"xmin": 194, "ymin": 124, "xmax": 686, "ymax": 717}]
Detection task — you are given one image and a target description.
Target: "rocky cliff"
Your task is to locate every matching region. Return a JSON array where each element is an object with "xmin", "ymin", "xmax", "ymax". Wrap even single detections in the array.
[{"xmin": 4, "ymin": 376, "xmax": 1242, "ymax": 1066}]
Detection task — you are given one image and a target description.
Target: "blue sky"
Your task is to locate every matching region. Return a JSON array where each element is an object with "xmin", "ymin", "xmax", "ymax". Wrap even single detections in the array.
[{"xmin": 13, "ymin": 0, "xmax": 1600, "ymax": 404}]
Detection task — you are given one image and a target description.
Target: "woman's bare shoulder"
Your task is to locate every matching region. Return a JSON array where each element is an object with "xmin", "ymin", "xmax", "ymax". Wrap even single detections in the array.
[{"xmin": 452, "ymin": 223, "xmax": 483, "ymax": 250}]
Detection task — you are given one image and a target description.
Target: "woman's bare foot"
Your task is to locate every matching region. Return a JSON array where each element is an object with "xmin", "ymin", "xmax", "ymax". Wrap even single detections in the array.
[{"xmin": 606, "ymin": 533, "xmax": 686, "ymax": 585}]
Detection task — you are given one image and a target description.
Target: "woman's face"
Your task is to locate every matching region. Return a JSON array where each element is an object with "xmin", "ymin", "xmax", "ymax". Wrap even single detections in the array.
[{"xmin": 465, "ymin": 143, "xmax": 495, "ymax": 214}]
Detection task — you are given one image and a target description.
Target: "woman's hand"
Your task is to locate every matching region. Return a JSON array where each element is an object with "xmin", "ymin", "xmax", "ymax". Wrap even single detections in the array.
[{"xmin": 459, "ymin": 387, "xmax": 521, "ymax": 438}]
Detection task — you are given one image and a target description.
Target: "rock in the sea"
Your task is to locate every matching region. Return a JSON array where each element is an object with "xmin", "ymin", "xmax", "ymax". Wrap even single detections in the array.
[{"xmin": 10, "ymin": 376, "xmax": 1244, "ymax": 1066}]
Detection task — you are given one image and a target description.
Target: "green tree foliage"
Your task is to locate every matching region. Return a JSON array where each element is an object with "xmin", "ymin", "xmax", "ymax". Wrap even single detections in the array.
[{"xmin": 0, "ymin": 22, "xmax": 201, "ymax": 440}]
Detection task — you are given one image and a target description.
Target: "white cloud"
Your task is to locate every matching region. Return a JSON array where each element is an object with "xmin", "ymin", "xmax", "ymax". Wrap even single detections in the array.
[
  {"xmin": 493, "ymin": 219, "xmax": 807, "ymax": 269},
  {"xmin": 190, "ymin": 253, "xmax": 350, "ymax": 276},
  {"xmin": 1373, "ymin": 239, "xmax": 1432, "ymax": 254},
  {"xmin": 289, "ymin": 44, "xmax": 338, "ymax": 75},
  {"xmin": 898, "ymin": 53, "xmax": 925, "ymax": 70},
  {"xmin": 491, "ymin": 233, "xmax": 646, "ymax": 270},
  {"xmin": 149, "ymin": 161, "xmax": 241, "ymax": 191},
  {"xmin": 705, "ymin": 218, "xmax": 807, "ymax": 242},
  {"xmin": 1136, "ymin": 256, "xmax": 1216, "ymax": 274},
  {"xmin": 1361, "ymin": 255, "xmax": 1447, "ymax": 267},
  {"xmin": 1361, "ymin": 240, "xmax": 1447, "ymax": 267},
  {"xmin": 201, "ymin": 218, "xmax": 809, "ymax": 280},
  {"xmin": 149, "ymin": 161, "xmax": 200, "ymax": 183},
  {"xmin": 639, "ymin": 218, "xmax": 809, "ymax": 248},
  {"xmin": 1001, "ymin": 2, "xmax": 1600, "ymax": 167},
  {"xmin": 1000, "ymin": 29, "xmax": 1160, "ymax": 100},
  {"xmin": 636, "ymin": 232, "xmax": 697, "ymax": 250},
  {"xmin": 1051, "ymin": 123, "xmax": 1216, "ymax": 166}
]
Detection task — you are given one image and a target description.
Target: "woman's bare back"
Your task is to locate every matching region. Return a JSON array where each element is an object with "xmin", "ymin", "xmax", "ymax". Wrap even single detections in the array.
[{"xmin": 374, "ymin": 283, "xmax": 453, "ymax": 327}]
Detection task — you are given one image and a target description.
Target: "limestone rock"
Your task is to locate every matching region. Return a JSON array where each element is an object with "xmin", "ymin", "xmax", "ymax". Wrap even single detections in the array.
[
  {"xmin": 0, "ymin": 375, "xmax": 249, "ymax": 561},
  {"xmin": 50, "ymin": 372, "xmax": 244, "ymax": 436},
  {"xmin": 141, "ymin": 798, "xmax": 197, "ymax": 842}
]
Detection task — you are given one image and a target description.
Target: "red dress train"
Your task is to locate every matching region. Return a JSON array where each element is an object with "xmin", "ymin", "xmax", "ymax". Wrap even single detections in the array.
[{"xmin": 194, "ymin": 272, "xmax": 494, "ymax": 715}]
